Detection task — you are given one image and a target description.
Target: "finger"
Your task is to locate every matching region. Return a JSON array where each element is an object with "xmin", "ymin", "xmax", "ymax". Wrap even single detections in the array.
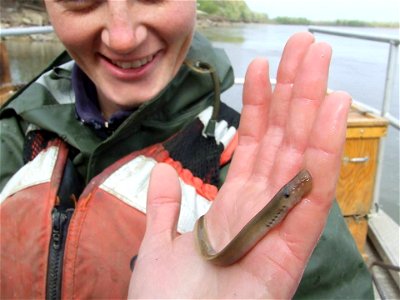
[
  {"xmin": 240, "ymin": 58, "xmax": 271, "ymax": 143},
  {"xmin": 251, "ymin": 33, "xmax": 315, "ymax": 178},
  {"xmin": 305, "ymin": 91, "xmax": 351, "ymax": 208},
  {"xmin": 287, "ymin": 42, "xmax": 332, "ymax": 152},
  {"xmin": 277, "ymin": 32, "xmax": 315, "ymax": 84},
  {"xmin": 292, "ymin": 42, "xmax": 332, "ymax": 102},
  {"xmin": 271, "ymin": 32, "xmax": 315, "ymax": 126},
  {"xmin": 143, "ymin": 163, "xmax": 182, "ymax": 243},
  {"xmin": 279, "ymin": 91, "xmax": 351, "ymax": 258},
  {"xmin": 129, "ymin": 164, "xmax": 182, "ymax": 297},
  {"xmin": 225, "ymin": 58, "xmax": 271, "ymax": 181},
  {"xmin": 271, "ymin": 42, "xmax": 333, "ymax": 185}
]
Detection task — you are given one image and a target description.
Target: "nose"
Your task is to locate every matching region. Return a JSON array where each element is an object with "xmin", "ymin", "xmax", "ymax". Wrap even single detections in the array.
[{"xmin": 101, "ymin": 3, "xmax": 146, "ymax": 53}]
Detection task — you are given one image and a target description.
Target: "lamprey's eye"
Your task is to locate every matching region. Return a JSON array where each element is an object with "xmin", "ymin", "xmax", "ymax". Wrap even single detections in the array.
[{"xmin": 283, "ymin": 188, "xmax": 291, "ymax": 198}]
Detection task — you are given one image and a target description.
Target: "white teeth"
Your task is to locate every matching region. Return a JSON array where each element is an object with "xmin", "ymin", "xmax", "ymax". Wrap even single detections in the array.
[{"xmin": 112, "ymin": 54, "xmax": 154, "ymax": 69}]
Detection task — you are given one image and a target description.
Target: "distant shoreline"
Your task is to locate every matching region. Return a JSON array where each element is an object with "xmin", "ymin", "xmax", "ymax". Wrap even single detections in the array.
[
  {"xmin": 1, "ymin": 7, "xmax": 397, "ymax": 42},
  {"xmin": 197, "ymin": 14, "xmax": 399, "ymax": 29}
]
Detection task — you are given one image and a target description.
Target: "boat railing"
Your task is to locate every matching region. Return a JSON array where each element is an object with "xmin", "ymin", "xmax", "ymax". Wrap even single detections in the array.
[
  {"xmin": 308, "ymin": 26, "xmax": 399, "ymax": 214},
  {"xmin": 0, "ymin": 25, "xmax": 54, "ymax": 37},
  {"xmin": 308, "ymin": 26, "xmax": 400, "ymax": 291},
  {"xmin": 308, "ymin": 26, "xmax": 399, "ymax": 130}
]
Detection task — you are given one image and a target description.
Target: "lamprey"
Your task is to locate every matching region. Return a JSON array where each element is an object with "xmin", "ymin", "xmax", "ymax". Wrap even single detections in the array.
[{"xmin": 194, "ymin": 169, "xmax": 313, "ymax": 266}]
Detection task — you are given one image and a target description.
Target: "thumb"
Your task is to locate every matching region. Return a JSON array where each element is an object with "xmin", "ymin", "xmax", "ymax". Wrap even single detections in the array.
[
  {"xmin": 128, "ymin": 163, "xmax": 182, "ymax": 297},
  {"xmin": 144, "ymin": 163, "xmax": 182, "ymax": 243}
]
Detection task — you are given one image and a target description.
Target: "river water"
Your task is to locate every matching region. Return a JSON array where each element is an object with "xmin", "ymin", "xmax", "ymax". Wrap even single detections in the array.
[{"xmin": 3, "ymin": 24, "xmax": 399, "ymax": 223}]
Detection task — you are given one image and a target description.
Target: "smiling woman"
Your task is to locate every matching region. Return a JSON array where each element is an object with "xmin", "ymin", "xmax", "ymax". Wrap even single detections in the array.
[{"xmin": 45, "ymin": 0, "xmax": 196, "ymax": 118}]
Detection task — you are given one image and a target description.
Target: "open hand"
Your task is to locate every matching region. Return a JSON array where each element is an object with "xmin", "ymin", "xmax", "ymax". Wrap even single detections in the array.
[{"xmin": 128, "ymin": 32, "xmax": 351, "ymax": 298}]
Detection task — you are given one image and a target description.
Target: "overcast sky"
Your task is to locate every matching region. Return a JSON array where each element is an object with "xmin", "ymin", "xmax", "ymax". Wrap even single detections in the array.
[{"xmin": 244, "ymin": 0, "xmax": 400, "ymax": 22}]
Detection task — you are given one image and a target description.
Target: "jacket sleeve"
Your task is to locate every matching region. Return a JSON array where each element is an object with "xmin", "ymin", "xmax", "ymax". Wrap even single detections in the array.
[
  {"xmin": 218, "ymin": 164, "xmax": 374, "ymax": 299},
  {"xmin": 0, "ymin": 115, "xmax": 26, "ymax": 191},
  {"xmin": 293, "ymin": 201, "xmax": 374, "ymax": 299}
]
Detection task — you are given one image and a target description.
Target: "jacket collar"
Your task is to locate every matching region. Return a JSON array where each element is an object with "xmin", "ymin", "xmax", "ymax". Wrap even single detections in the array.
[{"xmin": 72, "ymin": 64, "xmax": 135, "ymax": 139}]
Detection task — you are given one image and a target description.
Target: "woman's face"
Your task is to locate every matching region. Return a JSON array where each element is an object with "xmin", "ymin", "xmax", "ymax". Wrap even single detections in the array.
[{"xmin": 45, "ymin": 0, "xmax": 197, "ymax": 118}]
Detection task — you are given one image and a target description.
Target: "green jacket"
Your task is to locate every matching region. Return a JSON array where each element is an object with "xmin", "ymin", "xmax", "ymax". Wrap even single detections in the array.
[{"xmin": 0, "ymin": 32, "xmax": 373, "ymax": 299}]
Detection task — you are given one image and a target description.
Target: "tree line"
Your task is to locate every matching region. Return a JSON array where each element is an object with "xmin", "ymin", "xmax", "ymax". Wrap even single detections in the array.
[
  {"xmin": 197, "ymin": 0, "xmax": 269, "ymax": 23},
  {"xmin": 3, "ymin": 0, "xmax": 398, "ymax": 28}
]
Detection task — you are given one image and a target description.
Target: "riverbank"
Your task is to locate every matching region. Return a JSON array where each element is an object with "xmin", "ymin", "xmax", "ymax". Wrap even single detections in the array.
[
  {"xmin": 1, "ymin": 6, "xmax": 398, "ymax": 42},
  {"xmin": 0, "ymin": 7, "xmax": 221, "ymax": 41}
]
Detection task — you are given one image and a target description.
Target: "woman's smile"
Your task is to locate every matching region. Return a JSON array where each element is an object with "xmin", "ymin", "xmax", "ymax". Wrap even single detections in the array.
[{"xmin": 99, "ymin": 50, "xmax": 162, "ymax": 80}]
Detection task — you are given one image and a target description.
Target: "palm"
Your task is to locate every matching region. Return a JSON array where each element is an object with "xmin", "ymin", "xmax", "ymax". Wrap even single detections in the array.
[{"xmin": 129, "ymin": 32, "xmax": 351, "ymax": 298}]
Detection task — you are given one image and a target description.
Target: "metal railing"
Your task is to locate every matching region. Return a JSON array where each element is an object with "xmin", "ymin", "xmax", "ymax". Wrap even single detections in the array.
[
  {"xmin": 0, "ymin": 25, "xmax": 54, "ymax": 37},
  {"xmin": 308, "ymin": 26, "xmax": 399, "ymax": 129},
  {"xmin": 308, "ymin": 26, "xmax": 400, "ymax": 213}
]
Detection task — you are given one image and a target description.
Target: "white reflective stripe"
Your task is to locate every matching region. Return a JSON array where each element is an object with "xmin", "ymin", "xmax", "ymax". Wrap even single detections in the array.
[
  {"xmin": 215, "ymin": 121, "xmax": 237, "ymax": 147},
  {"xmin": 178, "ymin": 178, "xmax": 212, "ymax": 233},
  {"xmin": 0, "ymin": 146, "xmax": 59, "ymax": 204},
  {"xmin": 99, "ymin": 156, "xmax": 157, "ymax": 214},
  {"xmin": 198, "ymin": 106, "xmax": 213, "ymax": 127},
  {"xmin": 36, "ymin": 61, "xmax": 75, "ymax": 105},
  {"xmin": 99, "ymin": 155, "xmax": 212, "ymax": 233},
  {"xmin": 198, "ymin": 106, "xmax": 237, "ymax": 147}
]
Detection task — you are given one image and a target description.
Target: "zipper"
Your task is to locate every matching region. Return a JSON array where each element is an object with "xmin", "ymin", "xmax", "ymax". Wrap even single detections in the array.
[{"xmin": 46, "ymin": 207, "xmax": 74, "ymax": 300}]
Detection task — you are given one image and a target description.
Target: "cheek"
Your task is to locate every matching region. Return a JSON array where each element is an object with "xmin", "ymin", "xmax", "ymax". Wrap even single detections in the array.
[
  {"xmin": 50, "ymin": 14, "xmax": 98, "ymax": 54},
  {"xmin": 162, "ymin": 2, "xmax": 196, "ymax": 41},
  {"xmin": 52, "ymin": 22, "xmax": 85, "ymax": 51}
]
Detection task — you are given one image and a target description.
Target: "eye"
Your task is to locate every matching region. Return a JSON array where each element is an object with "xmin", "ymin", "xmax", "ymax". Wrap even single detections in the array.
[
  {"xmin": 58, "ymin": 0, "xmax": 104, "ymax": 12},
  {"xmin": 283, "ymin": 188, "xmax": 291, "ymax": 198},
  {"xmin": 138, "ymin": 0, "xmax": 165, "ymax": 4}
]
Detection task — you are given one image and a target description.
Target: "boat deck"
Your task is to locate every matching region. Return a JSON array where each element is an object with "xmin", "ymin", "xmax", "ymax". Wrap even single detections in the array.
[
  {"xmin": 366, "ymin": 241, "xmax": 400, "ymax": 299},
  {"xmin": 365, "ymin": 209, "xmax": 400, "ymax": 299}
]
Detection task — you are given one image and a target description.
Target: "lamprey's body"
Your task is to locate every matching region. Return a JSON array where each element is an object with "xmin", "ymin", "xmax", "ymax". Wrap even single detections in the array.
[{"xmin": 195, "ymin": 169, "xmax": 313, "ymax": 266}]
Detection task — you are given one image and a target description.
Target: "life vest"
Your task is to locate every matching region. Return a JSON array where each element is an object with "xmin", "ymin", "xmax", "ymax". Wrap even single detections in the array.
[{"xmin": 0, "ymin": 105, "xmax": 239, "ymax": 299}]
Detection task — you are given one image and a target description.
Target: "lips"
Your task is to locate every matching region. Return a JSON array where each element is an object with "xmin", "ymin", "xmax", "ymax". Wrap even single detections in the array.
[
  {"xmin": 99, "ymin": 51, "xmax": 161, "ymax": 80},
  {"xmin": 111, "ymin": 53, "xmax": 155, "ymax": 70}
]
